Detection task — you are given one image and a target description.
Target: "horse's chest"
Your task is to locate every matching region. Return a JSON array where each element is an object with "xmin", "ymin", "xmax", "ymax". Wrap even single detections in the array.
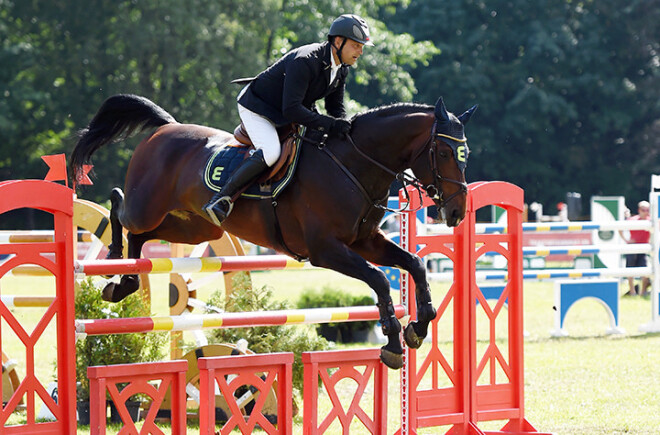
[{"xmin": 354, "ymin": 207, "xmax": 386, "ymax": 239}]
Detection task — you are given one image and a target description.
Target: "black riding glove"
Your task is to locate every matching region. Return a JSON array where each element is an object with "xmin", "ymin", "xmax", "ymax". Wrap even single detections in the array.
[{"xmin": 330, "ymin": 119, "xmax": 351, "ymax": 138}]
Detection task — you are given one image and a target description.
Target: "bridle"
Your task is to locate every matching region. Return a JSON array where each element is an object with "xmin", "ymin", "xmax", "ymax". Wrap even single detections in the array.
[
  {"xmin": 419, "ymin": 121, "xmax": 469, "ymax": 208},
  {"xmin": 307, "ymin": 119, "xmax": 468, "ymax": 214}
]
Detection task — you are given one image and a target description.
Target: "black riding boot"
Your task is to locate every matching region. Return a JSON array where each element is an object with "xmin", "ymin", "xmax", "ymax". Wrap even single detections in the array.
[{"xmin": 204, "ymin": 150, "xmax": 268, "ymax": 226}]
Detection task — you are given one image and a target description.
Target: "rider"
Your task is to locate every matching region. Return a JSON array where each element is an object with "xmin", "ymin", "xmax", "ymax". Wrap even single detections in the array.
[{"xmin": 204, "ymin": 14, "xmax": 373, "ymax": 226}]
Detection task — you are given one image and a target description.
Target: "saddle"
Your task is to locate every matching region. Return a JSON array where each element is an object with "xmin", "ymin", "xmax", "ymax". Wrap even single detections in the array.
[{"xmin": 233, "ymin": 123, "xmax": 299, "ymax": 182}]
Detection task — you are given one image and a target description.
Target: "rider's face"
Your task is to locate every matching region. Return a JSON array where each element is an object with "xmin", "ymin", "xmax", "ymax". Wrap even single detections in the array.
[{"xmin": 334, "ymin": 37, "xmax": 365, "ymax": 66}]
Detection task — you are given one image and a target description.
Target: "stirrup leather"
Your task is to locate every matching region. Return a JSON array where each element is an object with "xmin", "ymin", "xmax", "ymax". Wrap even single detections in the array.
[{"xmin": 204, "ymin": 195, "xmax": 234, "ymax": 226}]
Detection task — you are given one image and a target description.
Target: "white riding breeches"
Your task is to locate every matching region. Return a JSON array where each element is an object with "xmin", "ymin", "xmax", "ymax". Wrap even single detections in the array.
[{"xmin": 237, "ymin": 103, "xmax": 281, "ymax": 167}]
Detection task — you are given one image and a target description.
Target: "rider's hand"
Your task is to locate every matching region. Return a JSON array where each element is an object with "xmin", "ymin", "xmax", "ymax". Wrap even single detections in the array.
[{"xmin": 330, "ymin": 119, "xmax": 351, "ymax": 138}]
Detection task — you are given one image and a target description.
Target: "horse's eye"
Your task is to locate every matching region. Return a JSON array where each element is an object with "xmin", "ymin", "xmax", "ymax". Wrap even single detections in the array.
[{"xmin": 438, "ymin": 151, "xmax": 449, "ymax": 159}]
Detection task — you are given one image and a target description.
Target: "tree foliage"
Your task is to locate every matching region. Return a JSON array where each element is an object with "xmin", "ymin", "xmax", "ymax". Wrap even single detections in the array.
[
  {"xmin": 387, "ymin": 0, "xmax": 659, "ymax": 209},
  {"xmin": 0, "ymin": 0, "xmax": 433, "ymax": 211},
  {"xmin": 1, "ymin": 0, "xmax": 658, "ymax": 227}
]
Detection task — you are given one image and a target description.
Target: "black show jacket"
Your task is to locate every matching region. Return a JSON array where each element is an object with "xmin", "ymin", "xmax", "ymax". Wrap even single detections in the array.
[{"xmin": 237, "ymin": 42, "xmax": 349, "ymax": 131}]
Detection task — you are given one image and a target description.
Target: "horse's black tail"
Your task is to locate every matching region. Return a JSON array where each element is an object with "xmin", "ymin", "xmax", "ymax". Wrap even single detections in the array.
[{"xmin": 70, "ymin": 94, "xmax": 176, "ymax": 185}]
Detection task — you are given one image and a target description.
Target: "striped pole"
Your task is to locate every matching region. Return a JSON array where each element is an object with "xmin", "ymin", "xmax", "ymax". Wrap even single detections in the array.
[
  {"xmin": 522, "ymin": 243, "xmax": 651, "ymax": 256},
  {"xmin": 7, "ymin": 253, "xmax": 310, "ymax": 277},
  {"xmin": 427, "ymin": 219, "xmax": 652, "ymax": 235},
  {"xmin": 74, "ymin": 255, "xmax": 310, "ymax": 276},
  {"xmin": 0, "ymin": 230, "xmax": 93, "ymax": 243},
  {"xmin": 76, "ymin": 304, "xmax": 406, "ymax": 336},
  {"xmin": 8, "ymin": 266, "xmax": 54, "ymax": 276},
  {"xmin": 429, "ymin": 266, "xmax": 652, "ymax": 282},
  {"xmin": 1, "ymin": 296, "xmax": 55, "ymax": 307}
]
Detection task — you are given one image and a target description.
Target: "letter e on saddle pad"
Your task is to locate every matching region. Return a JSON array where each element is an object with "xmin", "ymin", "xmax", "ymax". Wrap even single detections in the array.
[{"xmin": 203, "ymin": 127, "xmax": 305, "ymax": 200}]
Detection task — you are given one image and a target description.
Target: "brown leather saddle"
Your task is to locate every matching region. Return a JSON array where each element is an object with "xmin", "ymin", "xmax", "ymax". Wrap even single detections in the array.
[{"xmin": 233, "ymin": 123, "xmax": 299, "ymax": 182}]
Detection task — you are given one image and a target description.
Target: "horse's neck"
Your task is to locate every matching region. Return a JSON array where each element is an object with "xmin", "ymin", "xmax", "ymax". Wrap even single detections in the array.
[
  {"xmin": 356, "ymin": 113, "xmax": 431, "ymax": 173},
  {"xmin": 345, "ymin": 113, "xmax": 431, "ymax": 198}
]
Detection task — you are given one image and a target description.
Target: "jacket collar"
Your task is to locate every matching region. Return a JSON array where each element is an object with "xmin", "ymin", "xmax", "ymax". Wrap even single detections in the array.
[
  {"xmin": 320, "ymin": 41, "xmax": 333, "ymax": 70},
  {"xmin": 321, "ymin": 41, "xmax": 347, "ymax": 86}
]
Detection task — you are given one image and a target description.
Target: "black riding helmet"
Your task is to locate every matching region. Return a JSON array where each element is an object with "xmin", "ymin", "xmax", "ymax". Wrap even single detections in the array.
[
  {"xmin": 328, "ymin": 14, "xmax": 373, "ymax": 66},
  {"xmin": 328, "ymin": 14, "xmax": 374, "ymax": 46}
]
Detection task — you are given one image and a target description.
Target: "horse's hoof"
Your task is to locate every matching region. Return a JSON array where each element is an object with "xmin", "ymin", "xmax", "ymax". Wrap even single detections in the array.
[
  {"xmin": 404, "ymin": 323, "xmax": 425, "ymax": 349},
  {"xmin": 380, "ymin": 348, "xmax": 403, "ymax": 370},
  {"xmin": 102, "ymin": 282, "xmax": 117, "ymax": 302},
  {"xmin": 102, "ymin": 277, "xmax": 139, "ymax": 303}
]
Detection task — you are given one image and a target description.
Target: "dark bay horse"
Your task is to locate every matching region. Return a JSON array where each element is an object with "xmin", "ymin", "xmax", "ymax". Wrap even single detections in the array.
[{"xmin": 70, "ymin": 94, "xmax": 476, "ymax": 369}]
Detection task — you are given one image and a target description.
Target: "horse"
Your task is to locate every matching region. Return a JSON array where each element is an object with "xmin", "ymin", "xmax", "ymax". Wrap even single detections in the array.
[{"xmin": 70, "ymin": 94, "xmax": 476, "ymax": 369}]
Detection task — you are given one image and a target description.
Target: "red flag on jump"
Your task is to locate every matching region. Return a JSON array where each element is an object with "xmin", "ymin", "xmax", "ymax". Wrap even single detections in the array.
[
  {"xmin": 42, "ymin": 154, "xmax": 68, "ymax": 186},
  {"xmin": 78, "ymin": 164, "xmax": 94, "ymax": 186}
]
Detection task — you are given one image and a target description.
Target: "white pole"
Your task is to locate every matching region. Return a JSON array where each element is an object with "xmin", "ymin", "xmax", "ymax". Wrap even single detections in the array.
[{"xmin": 640, "ymin": 175, "xmax": 660, "ymax": 332}]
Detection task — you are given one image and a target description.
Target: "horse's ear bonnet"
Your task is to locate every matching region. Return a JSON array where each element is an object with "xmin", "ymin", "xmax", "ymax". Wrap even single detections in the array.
[{"xmin": 434, "ymin": 97, "xmax": 476, "ymax": 172}]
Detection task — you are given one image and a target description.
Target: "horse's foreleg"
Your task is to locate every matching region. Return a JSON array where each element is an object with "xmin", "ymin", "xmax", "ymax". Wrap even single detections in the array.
[
  {"xmin": 401, "ymin": 253, "xmax": 436, "ymax": 349},
  {"xmin": 352, "ymin": 233, "xmax": 436, "ymax": 349},
  {"xmin": 307, "ymin": 240, "xmax": 403, "ymax": 370}
]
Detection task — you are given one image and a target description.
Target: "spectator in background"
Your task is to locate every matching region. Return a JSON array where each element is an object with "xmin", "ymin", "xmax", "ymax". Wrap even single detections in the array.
[
  {"xmin": 622, "ymin": 200, "xmax": 651, "ymax": 296},
  {"xmin": 557, "ymin": 202, "xmax": 568, "ymax": 221}
]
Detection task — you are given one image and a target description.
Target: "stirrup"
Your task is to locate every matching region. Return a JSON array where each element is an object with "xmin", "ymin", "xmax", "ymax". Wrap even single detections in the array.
[{"xmin": 204, "ymin": 195, "xmax": 234, "ymax": 226}]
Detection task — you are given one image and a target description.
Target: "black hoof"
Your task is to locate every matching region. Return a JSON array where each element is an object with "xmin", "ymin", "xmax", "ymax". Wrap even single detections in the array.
[
  {"xmin": 102, "ymin": 282, "xmax": 118, "ymax": 302},
  {"xmin": 102, "ymin": 276, "xmax": 139, "ymax": 302},
  {"xmin": 403, "ymin": 323, "xmax": 425, "ymax": 349},
  {"xmin": 380, "ymin": 348, "xmax": 403, "ymax": 370}
]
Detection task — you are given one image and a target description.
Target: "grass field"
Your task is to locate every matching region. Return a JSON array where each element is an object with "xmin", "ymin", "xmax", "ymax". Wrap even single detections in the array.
[{"xmin": 1, "ymin": 268, "xmax": 660, "ymax": 434}]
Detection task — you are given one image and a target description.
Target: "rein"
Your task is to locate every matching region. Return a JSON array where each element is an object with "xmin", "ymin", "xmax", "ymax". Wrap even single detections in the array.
[
  {"xmin": 296, "ymin": 132, "xmax": 424, "ymax": 213},
  {"xmin": 297, "ymin": 124, "xmax": 467, "ymax": 215},
  {"xmin": 342, "ymin": 134, "xmax": 426, "ymax": 214}
]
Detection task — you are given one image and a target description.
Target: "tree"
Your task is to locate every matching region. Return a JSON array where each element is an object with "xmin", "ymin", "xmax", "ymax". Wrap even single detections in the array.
[
  {"xmin": 1, "ymin": 0, "xmax": 439, "ymax": 229},
  {"xmin": 388, "ymin": 0, "xmax": 659, "ymax": 211}
]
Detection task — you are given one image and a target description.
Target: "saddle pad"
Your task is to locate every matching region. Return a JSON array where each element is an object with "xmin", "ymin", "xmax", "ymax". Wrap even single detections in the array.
[{"xmin": 203, "ymin": 132, "xmax": 304, "ymax": 200}]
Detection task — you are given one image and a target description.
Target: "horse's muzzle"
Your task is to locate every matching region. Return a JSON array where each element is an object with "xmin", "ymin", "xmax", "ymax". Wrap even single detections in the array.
[
  {"xmin": 436, "ymin": 193, "xmax": 466, "ymax": 227},
  {"xmin": 444, "ymin": 205, "xmax": 465, "ymax": 227}
]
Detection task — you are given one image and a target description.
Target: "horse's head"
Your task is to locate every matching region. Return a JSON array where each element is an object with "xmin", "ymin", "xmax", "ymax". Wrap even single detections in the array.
[{"xmin": 410, "ymin": 97, "xmax": 477, "ymax": 227}]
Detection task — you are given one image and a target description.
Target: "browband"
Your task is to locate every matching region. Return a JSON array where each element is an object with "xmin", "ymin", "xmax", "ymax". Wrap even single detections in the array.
[{"xmin": 435, "ymin": 132, "xmax": 467, "ymax": 143}]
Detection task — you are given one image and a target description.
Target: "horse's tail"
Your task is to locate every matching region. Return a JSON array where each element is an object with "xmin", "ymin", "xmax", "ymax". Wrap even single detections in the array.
[{"xmin": 70, "ymin": 94, "xmax": 176, "ymax": 184}]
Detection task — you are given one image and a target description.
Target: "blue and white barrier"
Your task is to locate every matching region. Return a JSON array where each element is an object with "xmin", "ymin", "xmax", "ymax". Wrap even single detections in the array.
[{"xmin": 550, "ymin": 279, "xmax": 624, "ymax": 337}]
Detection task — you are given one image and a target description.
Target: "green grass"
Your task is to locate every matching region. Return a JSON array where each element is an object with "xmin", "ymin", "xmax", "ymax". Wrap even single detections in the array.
[{"xmin": 2, "ymin": 269, "xmax": 660, "ymax": 434}]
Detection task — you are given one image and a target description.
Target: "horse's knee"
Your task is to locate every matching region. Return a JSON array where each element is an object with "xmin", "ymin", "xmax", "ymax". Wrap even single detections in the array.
[
  {"xmin": 410, "ymin": 254, "xmax": 425, "ymax": 274},
  {"xmin": 370, "ymin": 269, "xmax": 391, "ymax": 299},
  {"xmin": 411, "ymin": 255, "xmax": 430, "ymax": 285}
]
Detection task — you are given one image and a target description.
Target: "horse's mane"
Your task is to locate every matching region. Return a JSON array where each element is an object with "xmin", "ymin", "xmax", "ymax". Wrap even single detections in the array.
[{"xmin": 353, "ymin": 102, "xmax": 433, "ymax": 122}]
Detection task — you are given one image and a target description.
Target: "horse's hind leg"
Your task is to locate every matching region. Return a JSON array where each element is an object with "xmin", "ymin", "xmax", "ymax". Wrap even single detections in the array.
[
  {"xmin": 352, "ymin": 233, "xmax": 436, "ymax": 349},
  {"xmin": 101, "ymin": 187, "xmax": 147, "ymax": 302},
  {"xmin": 102, "ymin": 210, "xmax": 223, "ymax": 303},
  {"xmin": 106, "ymin": 187, "xmax": 125, "ymax": 260},
  {"xmin": 102, "ymin": 231, "xmax": 149, "ymax": 302}
]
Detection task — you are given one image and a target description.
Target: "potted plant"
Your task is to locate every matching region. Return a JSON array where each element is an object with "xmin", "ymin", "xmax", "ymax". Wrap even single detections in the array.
[{"xmin": 75, "ymin": 278, "xmax": 166, "ymax": 425}]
